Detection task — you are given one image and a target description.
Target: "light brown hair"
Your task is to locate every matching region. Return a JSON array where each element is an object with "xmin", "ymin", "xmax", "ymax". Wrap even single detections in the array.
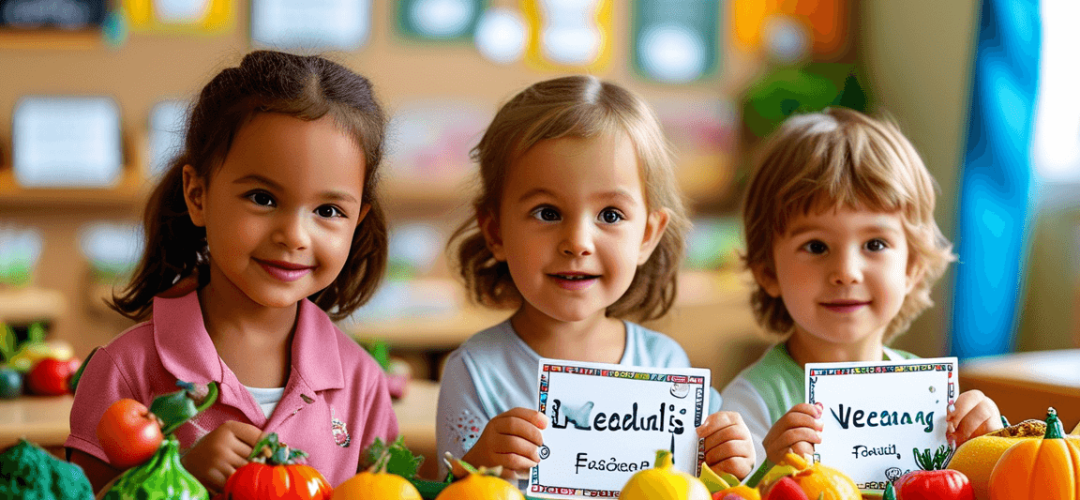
[
  {"xmin": 743, "ymin": 107, "xmax": 955, "ymax": 341},
  {"xmin": 112, "ymin": 50, "xmax": 388, "ymax": 321},
  {"xmin": 450, "ymin": 75, "xmax": 690, "ymax": 322}
]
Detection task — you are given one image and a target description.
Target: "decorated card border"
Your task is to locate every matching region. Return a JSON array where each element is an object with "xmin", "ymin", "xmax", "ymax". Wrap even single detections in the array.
[
  {"xmin": 806, "ymin": 358, "xmax": 957, "ymax": 490},
  {"xmin": 529, "ymin": 362, "xmax": 708, "ymax": 498}
]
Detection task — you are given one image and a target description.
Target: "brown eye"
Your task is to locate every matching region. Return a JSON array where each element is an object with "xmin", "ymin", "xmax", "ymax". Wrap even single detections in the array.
[
  {"xmin": 247, "ymin": 192, "xmax": 275, "ymax": 207},
  {"xmin": 598, "ymin": 208, "xmax": 623, "ymax": 224},
  {"xmin": 865, "ymin": 239, "xmax": 888, "ymax": 252},
  {"xmin": 316, "ymin": 205, "xmax": 345, "ymax": 218}
]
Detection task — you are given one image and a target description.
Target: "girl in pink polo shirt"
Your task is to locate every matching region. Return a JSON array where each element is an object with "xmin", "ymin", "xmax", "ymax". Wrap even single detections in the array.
[{"xmin": 67, "ymin": 50, "xmax": 398, "ymax": 493}]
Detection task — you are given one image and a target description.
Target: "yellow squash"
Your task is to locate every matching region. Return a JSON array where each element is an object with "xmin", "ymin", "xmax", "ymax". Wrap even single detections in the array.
[
  {"xmin": 621, "ymin": 450, "xmax": 712, "ymax": 500},
  {"xmin": 948, "ymin": 418, "xmax": 1047, "ymax": 500},
  {"xmin": 988, "ymin": 408, "xmax": 1080, "ymax": 500}
]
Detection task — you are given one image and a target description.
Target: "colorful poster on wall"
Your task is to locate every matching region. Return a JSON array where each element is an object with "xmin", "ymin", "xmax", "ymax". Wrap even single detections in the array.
[
  {"xmin": 631, "ymin": 0, "xmax": 719, "ymax": 83},
  {"xmin": 383, "ymin": 100, "xmax": 489, "ymax": 185},
  {"xmin": 396, "ymin": 0, "xmax": 484, "ymax": 41},
  {"xmin": 122, "ymin": 0, "xmax": 233, "ymax": 33},
  {"xmin": 251, "ymin": 0, "xmax": 370, "ymax": 50},
  {"xmin": 731, "ymin": 0, "xmax": 848, "ymax": 60},
  {"xmin": 805, "ymin": 357, "xmax": 957, "ymax": 490},
  {"xmin": 522, "ymin": 0, "xmax": 612, "ymax": 72}
]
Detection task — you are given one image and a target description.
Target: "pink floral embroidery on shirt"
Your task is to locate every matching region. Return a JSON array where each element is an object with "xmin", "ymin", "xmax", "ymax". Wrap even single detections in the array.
[
  {"xmin": 450, "ymin": 409, "xmax": 481, "ymax": 450},
  {"xmin": 330, "ymin": 407, "xmax": 350, "ymax": 447}
]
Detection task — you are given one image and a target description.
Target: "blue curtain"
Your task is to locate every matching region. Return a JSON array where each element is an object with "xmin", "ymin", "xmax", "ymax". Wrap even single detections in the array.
[{"xmin": 951, "ymin": 0, "xmax": 1041, "ymax": 358}]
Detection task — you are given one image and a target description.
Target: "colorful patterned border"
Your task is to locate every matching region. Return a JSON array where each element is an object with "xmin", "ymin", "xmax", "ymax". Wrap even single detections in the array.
[{"xmin": 531, "ymin": 362, "xmax": 708, "ymax": 498}]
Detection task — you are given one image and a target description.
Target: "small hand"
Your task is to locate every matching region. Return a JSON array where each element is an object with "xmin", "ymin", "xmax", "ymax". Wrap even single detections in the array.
[
  {"xmin": 180, "ymin": 420, "xmax": 263, "ymax": 494},
  {"xmin": 696, "ymin": 411, "xmax": 755, "ymax": 480},
  {"xmin": 947, "ymin": 390, "xmax": 1003, "ymax": 446},
  {"xmin": 461, "ymin": 407, "xmax": 548, "ymax": 481},
  {"xmin": 763, "ymin": 403, "xmax": 823, "ymax": 465}
]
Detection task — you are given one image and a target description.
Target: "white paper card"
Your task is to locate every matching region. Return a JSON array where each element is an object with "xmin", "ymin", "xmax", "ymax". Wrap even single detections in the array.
[
  {"xmin": 529, "ymin": 358, "xmax": 709, "ymax": 499},
  {"xmin": 13, "ymin": 96, "xmax": 123, "ymax": 188},
  {"xmin": 251, "ymin": 0, "xmax": 370, "ymax": 50},
  {"xmin": 806, "ymin": 357, "xmax": 958, "ymax": 490}
]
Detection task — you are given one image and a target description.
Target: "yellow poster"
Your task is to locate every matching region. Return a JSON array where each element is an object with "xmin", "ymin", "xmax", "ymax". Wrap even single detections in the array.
[
  {"xmin": 522, "ymin": 0, "xmax": 612, "ymax": 72},
  {"xmin": 124, "ymin": 0, "xmax": 234, "ymax": 33}
]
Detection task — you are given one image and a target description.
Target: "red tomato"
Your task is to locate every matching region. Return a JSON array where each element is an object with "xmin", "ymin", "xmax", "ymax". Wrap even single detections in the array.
[
  {"xmin": 893, "ymin": 469, "xmax": 974, "ymax": 500},
  {"xmin": 96, "ymin": 398, "xmax": 164, "ymax": 469},
  {"xmin": 26, "ymin": 357, "xmax": 75, "ymax": 396}
]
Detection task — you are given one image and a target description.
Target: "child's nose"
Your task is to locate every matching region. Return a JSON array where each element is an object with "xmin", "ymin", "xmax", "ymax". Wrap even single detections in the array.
[
  {"xmin": 558, "ymin": 220, "xmax": 594, "ymax": 257},
  {"xmin": 830, "ymin": 252, "xmax": 863, "ymax": 285},
  {"xmin": 272, "ymin": 213, "xmax": 311, "ymax": 250}
]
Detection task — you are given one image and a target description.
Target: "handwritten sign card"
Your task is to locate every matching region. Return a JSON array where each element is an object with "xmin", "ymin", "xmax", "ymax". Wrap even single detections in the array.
[
  {"xmin": 806, "ymin": 357, "xmax": 958, "ymax": 490},
  {"xmin": 529, "ymin": 358, "xmax": 709, "ymax": 499}
]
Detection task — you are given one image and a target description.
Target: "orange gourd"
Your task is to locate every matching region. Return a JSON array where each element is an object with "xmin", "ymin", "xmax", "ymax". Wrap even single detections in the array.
[
  {"xmin": 435, "ymin": 458, "xmax": 523, "ymax": 500},
  {"xmin": 331, "ymin": 447, "xmax": 421, "ymax": 500},
  {"xmin": 621, "ymin": 450, "xmax": 712, "ymax": 500},
  {"xmin": 947, "ymin": 418, "xmax": 1047, "ymax": 500},
  {"xmin": 988, "ymin": 407, "xmax": 1080, "ymax": 500},
  {"xmin": 776, "ymin": 453, "xmax": 860, "ymax": 500}
]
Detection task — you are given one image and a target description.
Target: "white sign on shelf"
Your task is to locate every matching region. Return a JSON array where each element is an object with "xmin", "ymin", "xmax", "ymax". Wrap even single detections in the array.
[
  {"xmin": 250, "ymin": 0, "xmax": 371, "ymax": 50},
  {"xmin": 806, "ymin": 357, "xmax": 958, "ymax": 490},
  {"xmin": 12, "ymin": 96, "xmax": 124, "ymax": 188},
  {"xmin": 529, "ymin": 358, "xmax": 709, "ymax": 499}
]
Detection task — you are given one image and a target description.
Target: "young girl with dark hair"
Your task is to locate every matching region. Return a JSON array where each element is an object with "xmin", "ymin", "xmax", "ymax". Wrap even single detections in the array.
[{"xmin": 66, "ymin": 50, "xmax": 397, "ymax": 493}]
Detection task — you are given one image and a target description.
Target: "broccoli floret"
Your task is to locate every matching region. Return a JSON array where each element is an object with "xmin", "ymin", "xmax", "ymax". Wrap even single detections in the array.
[{"xmin": 0, "ymin": 440, "xmax": 93, "ymax": 500}]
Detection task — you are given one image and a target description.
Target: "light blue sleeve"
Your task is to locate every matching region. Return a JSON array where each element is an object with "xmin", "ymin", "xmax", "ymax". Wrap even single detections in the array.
[
  {"xmin": 435, "ymin": 348, "xmax": 489, "ymax": 480},
  {"xmin": 720, "ymin": 376, "xmax": 771, "ymax": 468}
]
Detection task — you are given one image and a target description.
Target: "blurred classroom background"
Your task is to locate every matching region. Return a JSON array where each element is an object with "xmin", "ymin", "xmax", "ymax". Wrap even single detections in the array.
[{"xmin": 1, "ymin": 0, "xmax": 1078, "ymax": 465}]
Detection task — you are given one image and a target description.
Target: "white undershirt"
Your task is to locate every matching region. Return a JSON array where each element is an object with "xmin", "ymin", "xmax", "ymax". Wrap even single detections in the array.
[{"xmin": 244, "ymin": 385, "xmax": 285, "ymax": 418}]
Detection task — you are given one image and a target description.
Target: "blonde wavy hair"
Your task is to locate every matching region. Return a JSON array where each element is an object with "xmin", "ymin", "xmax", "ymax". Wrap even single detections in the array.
[
  {"xmin": 449, "ymin": 75, "xmax": 690, "ymax": 322},
  {"xmin": 742, "ymin": 107, "xmax": 955, "ymax": 342}
]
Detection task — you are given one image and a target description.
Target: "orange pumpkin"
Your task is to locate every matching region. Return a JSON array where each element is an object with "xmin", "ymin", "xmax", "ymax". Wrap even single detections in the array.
[
  {"xmin": 777, "ymin": 453, "xmax": 860, "ymax": 500},
  {"xmin": 331, "ymin": 449, "xmax": 421, "ymax": 500},
  {"xmin": 988, "ymin": 408, "xmax": 1080, "ymax": 500},
  {"xmin": 947, "ymin": 418, "xmax": 1046, "ymax": 500},
  {"xmin": 435, "ymin": 458, "xmax": 523, "ymax": 500}
]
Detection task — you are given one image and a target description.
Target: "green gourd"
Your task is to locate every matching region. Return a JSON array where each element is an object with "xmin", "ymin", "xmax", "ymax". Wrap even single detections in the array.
[{"xmin": 102, "ymin": 436, "xmax": 207, "ymax": 500}]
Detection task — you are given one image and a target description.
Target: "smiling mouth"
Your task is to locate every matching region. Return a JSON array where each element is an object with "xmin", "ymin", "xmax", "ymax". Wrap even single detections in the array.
[
  {"xmin": 255, "ymin": 259, "xmax": 314, "ymax": 282},
  {"xmin": 549, "ymin": 273, "xmax": 600, "ymax": 280},
  {"xmin": 821, "ymin": 301, "xmax": 870, "ymax": 311}
]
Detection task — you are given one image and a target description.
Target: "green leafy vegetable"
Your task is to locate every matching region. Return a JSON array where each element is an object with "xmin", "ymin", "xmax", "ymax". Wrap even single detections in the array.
[{"xmin": 0, "ymin": 439, "xmax": 93, "ymax": 500}]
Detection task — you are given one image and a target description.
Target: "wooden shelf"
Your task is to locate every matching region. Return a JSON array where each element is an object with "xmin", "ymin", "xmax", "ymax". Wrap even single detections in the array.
[
  {"xmin": 0, "ymin": 286, "xmax": 66, "ymax": 324},
  {"xmin": 0, "ymin": 29, "xmax": 101, "ymax": 50}
]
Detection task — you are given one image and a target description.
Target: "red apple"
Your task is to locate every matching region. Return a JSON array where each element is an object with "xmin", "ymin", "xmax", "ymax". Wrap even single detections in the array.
[
  {"xmin": 96, "ymin": 398, "xmax": 164, "ymax": 469},
  {"xmin": 26, "ymin": 357, "xmax": 75, "ymax": 395}
]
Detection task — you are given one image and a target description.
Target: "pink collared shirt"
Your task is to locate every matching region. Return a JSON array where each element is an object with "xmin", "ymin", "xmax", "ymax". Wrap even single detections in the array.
[{"xmin": 66, "ymin": 291, "xmax": 398, "ymax": 487}]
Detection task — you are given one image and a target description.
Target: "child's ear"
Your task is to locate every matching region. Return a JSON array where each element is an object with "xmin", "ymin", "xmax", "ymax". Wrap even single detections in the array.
[
  {"xmin": 477, "ymin": 209, "xmax": 506, "ymax": 262},
  {"xmin": 751, "ymin": 263, "xmax": 782, "ymax": 298},
  {"xmin": 181, "ymin": 165, "xmax": 207, "ymax": 227},
  {"xmin": 637, "ymin": 208, "xmax": 671, "ymax": 265}
]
